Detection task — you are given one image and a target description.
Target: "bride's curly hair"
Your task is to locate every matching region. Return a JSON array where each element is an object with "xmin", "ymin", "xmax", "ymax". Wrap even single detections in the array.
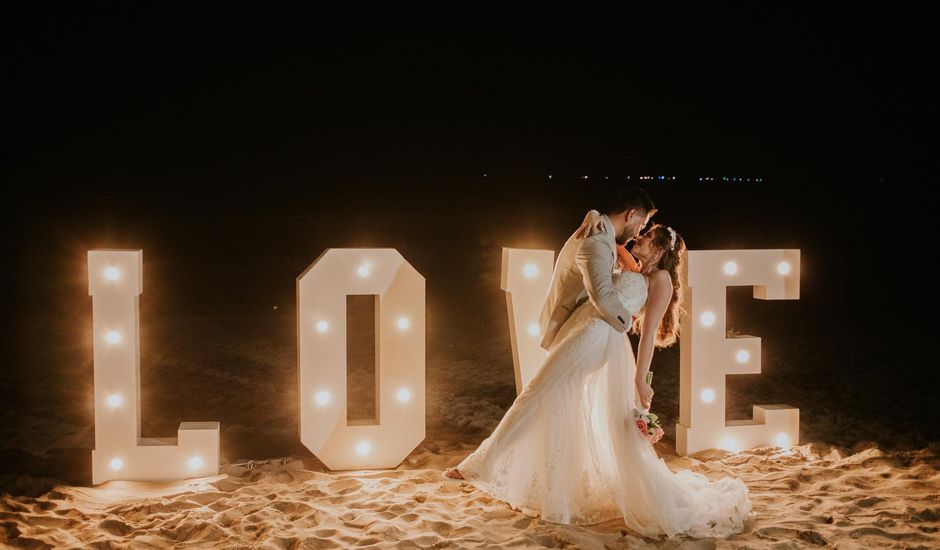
[{"xmin": 631, "ymin": 224, "xmax": 687, "ymax": 348}]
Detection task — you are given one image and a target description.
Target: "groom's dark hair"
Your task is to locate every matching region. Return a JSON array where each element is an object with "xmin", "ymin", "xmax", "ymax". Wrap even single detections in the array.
[{"xmin": 605, "ymin": 187, "xmax": 655, "ymax": 215}]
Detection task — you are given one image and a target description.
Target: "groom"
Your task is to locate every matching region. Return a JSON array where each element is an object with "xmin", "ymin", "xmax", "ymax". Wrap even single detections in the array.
[{"xmin": 537, "ymin": 187, "xmax": 656, "ymax": 369}]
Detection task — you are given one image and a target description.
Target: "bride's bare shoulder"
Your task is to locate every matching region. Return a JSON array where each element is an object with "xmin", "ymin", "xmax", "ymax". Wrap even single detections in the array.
[{"xmin": 647, "ymin": 269, "xmax": 673, "ymax": 288}]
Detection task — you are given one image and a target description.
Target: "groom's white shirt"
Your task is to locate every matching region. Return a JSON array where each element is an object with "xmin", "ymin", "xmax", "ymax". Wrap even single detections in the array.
[{"xmin": 538, "ymin": 213, "xmax": 631, "ymax": 351}]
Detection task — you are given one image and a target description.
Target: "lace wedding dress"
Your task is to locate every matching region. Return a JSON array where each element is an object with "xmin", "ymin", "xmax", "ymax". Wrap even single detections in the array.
[{"xmin": 454, "ymin": 270, "xmax": 754, "ymax": 538}]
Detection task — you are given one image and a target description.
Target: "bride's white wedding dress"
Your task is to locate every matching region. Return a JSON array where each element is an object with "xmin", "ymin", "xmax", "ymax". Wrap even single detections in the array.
[{"xmin": 454, "ymin": 269, "xmax": 754, "ymax": 538}]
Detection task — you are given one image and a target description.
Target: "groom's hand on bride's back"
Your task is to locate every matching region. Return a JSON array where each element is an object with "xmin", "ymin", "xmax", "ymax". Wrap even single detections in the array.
[{"xmin": 575, "ymin": 209, "xmax": 604, "ymax": 239}]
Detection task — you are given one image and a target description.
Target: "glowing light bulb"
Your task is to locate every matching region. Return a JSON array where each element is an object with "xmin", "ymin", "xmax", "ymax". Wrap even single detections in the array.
[
  {"xmin": 396, "ymin": 317, "xmax": 410, "ymax": 331},
  {"xmin": 110, "ymin": 458, "xmax": 123, "ymax": 471},
  {"xmin": 357, "ymin": 265, "xmax": 370, "ymax": 277},
  {"xmin": 356, "ymin": 441, "xmax": 371, "ymax": 456},
  {"xmin": 700, "ymin": 311, "xmax": 716, "ymax": 327},
  {"xmin": 700, "ymin": 388, "xmax": 715, "ymax": 403},
  {"xmin": 527, "ymin": 323, "xmax": 540, "ymax": 337},
  {"xmin": 107, "ymin": 394, "xmax": 123, "ymax": 408},
  {"xmin": 723, "ymin": 261, "xmax": 738, "ymax": 275},
  {"xmin": 736, "ymin": 350, "xmax": 750, "ymax": 363},
  {"xmin": 188, "ymin": 456, "xmax": 204, "ymax": 470},
  {"xmin": 105, "ymin": 331, "xmax": 121, "ymax": 344},
  {"xmin": 104, "ymin": 267, "xmax": 120, "ymax": 281},
  {"xmin": 774, "ymin": 432, "xmax": 791, "ymax": 447},
  {"xmin": 314, "ymin": 390, "xmax": 331, "ymax": 407},
  {"xmin": 397, "ymin": 387, "xmax": 411, "ymax": 403},
  {"xmin": 777, "ymin": 261, "xmax": 791, "ymax": 275},
  {"xmin": 316, "ymin": 320, "xmax": 329, "ymax": 333},
  {"xmin": 522, "ymin": 263, "xmax": 538, "ymax": 278}
]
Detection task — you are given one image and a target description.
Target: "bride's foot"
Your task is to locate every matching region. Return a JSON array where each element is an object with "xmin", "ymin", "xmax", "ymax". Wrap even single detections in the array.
[{"xmin": 444, "ymin": 467, "xmax": 464, "ymax": 480}]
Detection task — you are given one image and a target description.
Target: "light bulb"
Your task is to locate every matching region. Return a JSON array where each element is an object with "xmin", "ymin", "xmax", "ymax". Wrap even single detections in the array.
[
  {"xmin": 110, "ymin": 458, "xmax": 123, "ymax": 471},
  {"xmin": 700, "ymin": 312, "xmax": 716, "ymax": 327},
  {"xmin": 397, "ymin": 317, "xmax": 410, "ymax": 331},
  {"xmin": 736, "ymin": 350, "xmax": 750, "ymax": 363},
  {"xmin": 357, "ymin": 265, "xmax": 370, "ymax": 277},
  {"xmin": 777, "ymin": 261, "xmax": 791, "ymax": 275},
  {"xmin": 314, "ymin": 390, "xmax": 331, "ymax": 407},
  {"xmin": 700, "ymin": 388, "xmax": 715, "ymax": 403},
  {"xmin": 106, "ymin": 331, "xmax": 121, "ymax": 344},
  {"xmin": 723, "ymin": 261, "xmax": 738, "ymax": 275},
  {"xmin": 316, "ymin": 320, "xmax": 328, "ymax": 333},
  {"xmin": 107, "ymin": 394, "xmax": 123, "ymax": 408},
  {"xmin": 397, "ymin": 387, "xmax": 411, "ymax": 403},
  {"xmin": 104, "ymin": 267, "xmax": 120, "ymax": 281},
  {"xmin": 356, "ymin": 441, "xmax": 371, "ymax": 456},
  {"xmin": 527, "ymin": 323, "xmax": 540, "ymax": 337},
  {"xmin": 188, "ymin": 456, "xmax": 204, "ymax": 470},
  {"xmin": 522, "ymin": 263, "xmax": 538, "ymax": 278}
]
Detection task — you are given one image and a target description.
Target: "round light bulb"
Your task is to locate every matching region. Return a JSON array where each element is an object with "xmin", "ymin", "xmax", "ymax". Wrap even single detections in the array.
[
  {"xmin": 316, "ymin": 320, "xmax": 328, "ymax": 333},
  {"xmin": 110, "ymin": 458, "xmax": 123, "ymax": 471},
  {"xmin": 397, "ymin": 317, "xmax": 410, "ymax": 331},
  {"xmin": 397, "ymin": 387, "xmax": 411, "ymax": 403},
  {"xmin": 774, "ymin": 432, "xmax": 791, "ymax": 447},
  {"xmin": 700, "ymin": 311, "xmax": 716, "ymax": 327},
  {"xmin": 314, "ymin": 390, "xmax": 331, "ymax": 407},
  {"xmin": 723, "ymin": 261, "xmax": 738, "ymax": 275},
  {"xmin": 188, "ymin": 456, "xmax": 204, "ymax": 470},
  {"xmin": 523, "ymin": 263, "xmax": 538, "ymax": 278},
  {"xmin": 777, "ymin": 261, "xmax": 791, "ymax": 275},
  {"xmin": 527, "ymin": 323, "xmax": 540, "ymax": 337},
  {"xmin": 104, "ymin": 267, "xmax": 120, "ymax": 281},
  {"xmin": 107, "ymin": 394, "xmax": 123, "ymax": 408},
  {"xmin": 357, "ymin": 265, "xmax": 370, "ymax": 277},
  {"xmin": 736, "ymin": 350, "xmax": 750, "ymax": 363},
  {"xmin": 356, "ymin": 441, "xmax": 371, "ymax": 456},
  {"xmin": 700, "ymin": 388, "xmax": 715, "ymax": 403},
  {"xmin": 105, "ymin": 331, "xmax": 121, "ymax": 344}
]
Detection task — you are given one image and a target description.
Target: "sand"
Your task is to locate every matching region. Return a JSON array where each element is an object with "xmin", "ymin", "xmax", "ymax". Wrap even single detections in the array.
[{"xmin": 2, "ymin": 433, "xmax": 938, "ymax": 548}]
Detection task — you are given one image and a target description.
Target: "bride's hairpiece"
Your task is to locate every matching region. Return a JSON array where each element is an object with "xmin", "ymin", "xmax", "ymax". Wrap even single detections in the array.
[{"xmin": 665, "ymin": 227, "xmax": 677, "ymax": 250}]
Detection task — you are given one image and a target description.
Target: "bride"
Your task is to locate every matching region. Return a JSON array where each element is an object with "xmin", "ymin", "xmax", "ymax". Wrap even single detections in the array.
[{"xmin": 444, "ymin": 217, "xmax": 754, "ymax": 539}]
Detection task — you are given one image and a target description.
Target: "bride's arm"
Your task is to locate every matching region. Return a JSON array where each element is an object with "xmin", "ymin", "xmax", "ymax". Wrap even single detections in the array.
[{"xmin": 635, "ymin": 270, "xmax": 673, "ymax": 384}]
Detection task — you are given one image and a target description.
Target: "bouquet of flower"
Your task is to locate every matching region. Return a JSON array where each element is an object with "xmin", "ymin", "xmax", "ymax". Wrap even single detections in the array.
[
  {"xmin": 635, "ymin": 409, "xmax": 665, "ymax": 445},
  {"xmin": 636, "ymin": 370, "xmax": 664, "ymax": 444}
]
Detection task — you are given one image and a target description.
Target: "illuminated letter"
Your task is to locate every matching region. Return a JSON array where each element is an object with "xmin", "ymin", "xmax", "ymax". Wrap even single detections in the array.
[
  {"xmin": 501, "ymin": 248, "xmax": 554, "ymax": 393},
  {"xmin": 297, "ymin": 249, "xmax": 425, "ymax": 469},
  {"xmin": 677, "ymin": 249, "xmax": 800, "ymax": 455},
  {"xmin": 88, "ymin": 250, "xmax": 219, "ymax": 484}
]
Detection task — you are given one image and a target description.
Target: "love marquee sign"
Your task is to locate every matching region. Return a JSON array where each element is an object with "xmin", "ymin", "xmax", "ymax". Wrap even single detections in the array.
[{"xmin": 87, "ymin": 247, "xmax": 799, "ymax": 484}]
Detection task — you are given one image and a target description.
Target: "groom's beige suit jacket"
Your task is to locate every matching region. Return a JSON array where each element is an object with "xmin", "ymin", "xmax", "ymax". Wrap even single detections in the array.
[{"xmin": 538, "ymin": 213, "xmax": 631, "ymax": 351}]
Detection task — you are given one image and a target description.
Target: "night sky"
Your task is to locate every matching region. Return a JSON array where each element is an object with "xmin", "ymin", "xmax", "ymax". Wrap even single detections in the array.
[{"xmin": 4, "ymin": 6, "xmax": 937, "ymax": 453}]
